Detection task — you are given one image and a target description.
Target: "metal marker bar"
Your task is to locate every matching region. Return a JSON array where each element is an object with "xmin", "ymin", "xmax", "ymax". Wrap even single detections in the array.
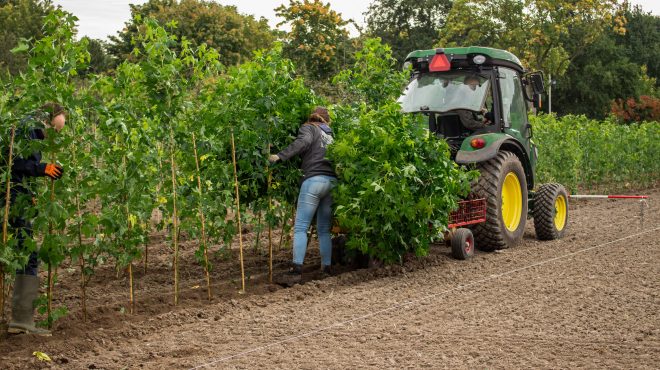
[{"xmin": 569, "ymin": 194, "xmax": 649, "ymax": 199}]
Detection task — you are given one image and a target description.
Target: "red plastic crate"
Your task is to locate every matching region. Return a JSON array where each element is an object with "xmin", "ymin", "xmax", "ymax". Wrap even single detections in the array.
[{"xmin": 448, "ymin": 198, "xmax": 487, "ymax": 228}]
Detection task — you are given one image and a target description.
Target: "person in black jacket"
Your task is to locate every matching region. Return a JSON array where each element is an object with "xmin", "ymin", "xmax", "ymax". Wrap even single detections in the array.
[
  {"xmin": 456, "ymin": 75, "xmax": 493, "ymax": 130},
  {"xmin": 269, "ymin": 106, "xmax": 337, "ymax": 286},
  {"xmin": 6, "ymin": 102, "xmax": 65, "ymax": 336}
]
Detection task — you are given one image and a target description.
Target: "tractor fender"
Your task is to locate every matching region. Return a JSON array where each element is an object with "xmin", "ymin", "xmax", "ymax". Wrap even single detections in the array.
[{"xmin": 455, "ymin": 133, "xmax": 534, "ymax": 189}]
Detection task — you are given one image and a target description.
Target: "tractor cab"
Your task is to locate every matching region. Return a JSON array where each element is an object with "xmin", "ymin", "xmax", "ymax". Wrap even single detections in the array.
[
  {"xmin": 398, "ymin": 70, "xmax": 494, "ymax": 155},
  {"xmin": 399, "ymin": 47, "xmax": 544, "ymax": 173}
]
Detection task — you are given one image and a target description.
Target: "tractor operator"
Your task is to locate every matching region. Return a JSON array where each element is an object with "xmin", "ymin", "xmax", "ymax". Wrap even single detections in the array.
[{"xmin": 456, "ymin": 75, "xmax": 493, "ymax": 130}]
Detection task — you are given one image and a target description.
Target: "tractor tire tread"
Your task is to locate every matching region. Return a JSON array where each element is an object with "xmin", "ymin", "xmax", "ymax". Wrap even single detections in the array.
[
  {"xmin": 533, "ymin": 183, "xmax": 568, "ymax": 240},
  {"xmin": 469, "ymin": 151, "xmax": 526, "ymax": 251},
  {"xmin": 451, "ymin": 228, "xmax": 474, "ymax": 260}
]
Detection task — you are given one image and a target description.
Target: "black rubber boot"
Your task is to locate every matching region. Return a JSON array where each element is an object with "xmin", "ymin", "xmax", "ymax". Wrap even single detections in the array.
[
  {"xmin": 275, "ymin": 264, "xmax": 303, "ymax": 287},
  {"xmin": 8, "ymin": 274, "xmax": 51, "ymax": 336}
]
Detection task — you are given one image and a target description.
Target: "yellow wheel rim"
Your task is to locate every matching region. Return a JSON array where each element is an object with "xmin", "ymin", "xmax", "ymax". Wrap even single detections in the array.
[
  {"xmin": 554, "ymin": 194, "xmax": 567, "ymax": 230},
  {"xmin": 501, "ymin": 172, "xmax": 522, "ymax": 232}
]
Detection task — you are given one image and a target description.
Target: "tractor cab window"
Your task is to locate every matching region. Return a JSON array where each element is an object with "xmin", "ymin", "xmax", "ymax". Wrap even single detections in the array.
[
  {"xmin": 398, "ymin": 72, "xmax": 491, "ymax": 114},
  {"xmin": 498, "ymin": 67, "xmax": 528, "ymax": 128}
]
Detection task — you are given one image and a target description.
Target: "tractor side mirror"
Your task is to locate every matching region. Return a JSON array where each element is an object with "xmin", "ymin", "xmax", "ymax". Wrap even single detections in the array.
[
  {"xmin": 523, "ymin": 71, "xmax": 545, "ymax": 112},
  {"xmin": 529, "ymin": 73, "xmax": 545, "ymax": 95}
]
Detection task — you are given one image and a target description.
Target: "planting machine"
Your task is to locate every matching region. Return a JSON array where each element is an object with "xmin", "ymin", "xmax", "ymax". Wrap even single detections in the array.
[{"xmin": 398, "ymin": 47, "xmax": 569, "ymax": 259}]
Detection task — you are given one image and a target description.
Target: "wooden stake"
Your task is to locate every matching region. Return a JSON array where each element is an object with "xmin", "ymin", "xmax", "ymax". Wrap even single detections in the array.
[
  {"xmin": 192, "ymin": 133, "xmax": 211, "ymax": 301},
  {"xmin": 156, "ymin": 142, "xmax": 164, "ymax": 223},
  {"xmin": 266, "ymin": 127, "xmax": 273, "ymax": 283},
  {"xmin": 79, "ymin": 257, "xmax": 87, "ymax": 322},
  {"xmin": 168, "ymin": 129, "xmax": 180, "ymax": 306},
  {"xmin": 268, "ymin": 170, "xmax": 273, "ymax": 283},
  {"xmin": 128, "ymin": 262, "xmax": 134, "ymax": 314},
  {"xmin": 46, "ymin": 173, "xmax": 55, "ymax": 329},
  {"xmin": 143, "ymin": 235, "xmax": 148, "ymax": 275},
  {"xmin": 230, "ymin": 130, "xmax": 246, "ymax": 293},
  {"xmin": 71, "ymin": 122, "xmax": 88, "ymax": 322},
  {"xmin": 1, "ymin": 124, "xmax": 16, "ymax": 321},
  {"xmin": 47, "ymin": 264, "xmax": 52, "ymax": 329},
  {"xmin": 75, "ymin": 190, "xmax": 87, "ymax": 322},
  {"xmin": 254, "ymin": 210, "xmax": 262, "ymax": 253},
  {"xmin": 125, "ymin": 196, "xmax": 134, "ymax": 315}
]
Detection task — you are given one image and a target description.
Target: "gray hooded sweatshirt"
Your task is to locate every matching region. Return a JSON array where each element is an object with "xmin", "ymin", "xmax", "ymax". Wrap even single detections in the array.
[{"xmin": 277, "ymin": 123, "xmax": 336, "ymax": 182}]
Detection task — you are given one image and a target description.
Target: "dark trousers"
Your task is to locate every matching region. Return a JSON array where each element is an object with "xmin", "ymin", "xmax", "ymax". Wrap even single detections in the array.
[
  {"xmin": 5, "ymin": 191, "xmax": 39, "ymax": 276},
  {"xmin": 10, "ymin": 216, "xmax": 38, "ymax": 276}
]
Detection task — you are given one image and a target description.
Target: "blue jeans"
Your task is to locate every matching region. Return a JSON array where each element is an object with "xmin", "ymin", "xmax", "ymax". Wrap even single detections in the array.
[{"xmin": 293, "ymin": 175, "xmax": 336, "ymax": 266}]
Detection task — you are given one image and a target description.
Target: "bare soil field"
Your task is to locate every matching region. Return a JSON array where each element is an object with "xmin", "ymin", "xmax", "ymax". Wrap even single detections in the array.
[{"xmin": 1, "ymin": 188, "xmax": 658, "ymax": 369}]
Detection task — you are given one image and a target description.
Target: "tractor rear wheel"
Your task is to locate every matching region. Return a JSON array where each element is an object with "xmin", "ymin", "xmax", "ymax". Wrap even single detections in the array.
[
  {"xmin": 533, "ymin": 183, "xmax": 569, "ymax": 240},
  {"xmin": 470, "ymin": 151, "xmax": 528, "ymax": 251}
]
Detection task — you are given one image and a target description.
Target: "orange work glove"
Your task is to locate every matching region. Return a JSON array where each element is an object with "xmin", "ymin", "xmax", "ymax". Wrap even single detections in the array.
[{"xmin": 44, "ymin": 163, "xmax": 64, "ymax": 180}]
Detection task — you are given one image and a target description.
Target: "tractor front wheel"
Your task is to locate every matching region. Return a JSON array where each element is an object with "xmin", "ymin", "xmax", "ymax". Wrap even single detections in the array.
[
  {"xmin": 451, "ymin": 228, "xmax": 474, "ymax": 260},
  {"xmin": 470, "ymin": 151, "xmax": 528, "ymax": 251},
  {"xmin": 533, "ymin": 183, "xmax": 569, "ymax": 240}
]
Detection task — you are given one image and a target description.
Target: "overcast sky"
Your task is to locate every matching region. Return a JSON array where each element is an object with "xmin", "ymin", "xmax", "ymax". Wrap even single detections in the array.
[{"xmin": 52, "ymin": 0, "xmax": 660, "ymax": 41}]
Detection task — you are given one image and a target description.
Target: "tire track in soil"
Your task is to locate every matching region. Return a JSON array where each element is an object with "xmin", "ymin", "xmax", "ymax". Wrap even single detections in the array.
[{"xmin": 1, "ymin": 189, "xmax": 658, "ymax": 369}]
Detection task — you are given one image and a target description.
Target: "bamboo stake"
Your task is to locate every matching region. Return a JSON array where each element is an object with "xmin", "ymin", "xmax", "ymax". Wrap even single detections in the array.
[
  {"xmin": 119, "ymin": 135, "xmax": 140, "ymax": 313},
  {"xmin": 230, "ymin": 130, "xmax": 246, "ymax": 293},
  {"xmin": 78, "ymin": 256, "xmax": 87, "ymax": 322},
  {"xmin": 266, "ymin": 127, "xmax": 273, "ymax": 282},
  {"xmin": 125, "ymin": 195, "xmax": 134, "ymax": 314},
  {"xmin": 128, "ymin": 262, "xmax": 134, "ymax": 314},
  {"xmin": 47, "ymin": 264, "xmax": 52, "ymax": 329},
  {"xmin": 254, "ymin": 210, "xmax": 262, "ymax": 253},
  {"xmin": 169, "ymin": 129, "xmax": 179, "ymax": 305},
  {"xmin": 192, "ymin": 133, "xmax": 211, "ymax": 301},
  {"xmin": 73, "ymin": 114, "xmax": 90, "ymax": 323},
  {"xmin": 46, "ymin": 173, "xmax": 55, "ymax": 329},
  {"xmin": 143, "ymin": 235, "xmax": 148, "ymax": 275},
  {"xmin": 267, "ymin": 170, "xmax": 273, "ymax": 283},
  {"xmin": 75, "ymin": 190, "xmax": 87, "ymax": 322},
  {"xmin": 1, "ymin": 124, "xmax": 16, "ymax": 321}
]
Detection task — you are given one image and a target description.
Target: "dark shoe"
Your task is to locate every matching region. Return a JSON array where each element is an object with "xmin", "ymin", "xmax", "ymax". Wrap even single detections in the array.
[
  {"xmin": 320, "ymin": 264, "xmax": 333, "ymax": 278},
  {"xmin": 8, "ymin": 274, "xmax": 51, "ymax": 336},
  {"xmin": 275, "ymin": 264, "xmax": 303, "ymax": 287}
]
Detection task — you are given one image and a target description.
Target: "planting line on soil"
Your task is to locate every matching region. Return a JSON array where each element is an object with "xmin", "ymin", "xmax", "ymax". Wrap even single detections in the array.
[{"xmin": 189, "ymin": 226, "xmax": 660, "ymax": 369}]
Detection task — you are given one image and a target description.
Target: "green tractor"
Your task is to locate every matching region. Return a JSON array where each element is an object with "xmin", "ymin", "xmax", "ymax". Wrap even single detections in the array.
[{"xmin": 398, "ymin": 47, "xmax": 569, "ymax": 254}]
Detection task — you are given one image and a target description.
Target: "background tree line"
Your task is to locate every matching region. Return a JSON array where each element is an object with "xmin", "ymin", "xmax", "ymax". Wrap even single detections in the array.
[{"xmin": 1, "ymin": 0, "xmax": 658, "ymax": 120}]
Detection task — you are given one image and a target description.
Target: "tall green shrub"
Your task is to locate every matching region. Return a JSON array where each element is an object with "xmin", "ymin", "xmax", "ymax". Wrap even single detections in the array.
[{"xmin": 329, "ymin": 38, "xmax": 475, "ymax": 262}]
